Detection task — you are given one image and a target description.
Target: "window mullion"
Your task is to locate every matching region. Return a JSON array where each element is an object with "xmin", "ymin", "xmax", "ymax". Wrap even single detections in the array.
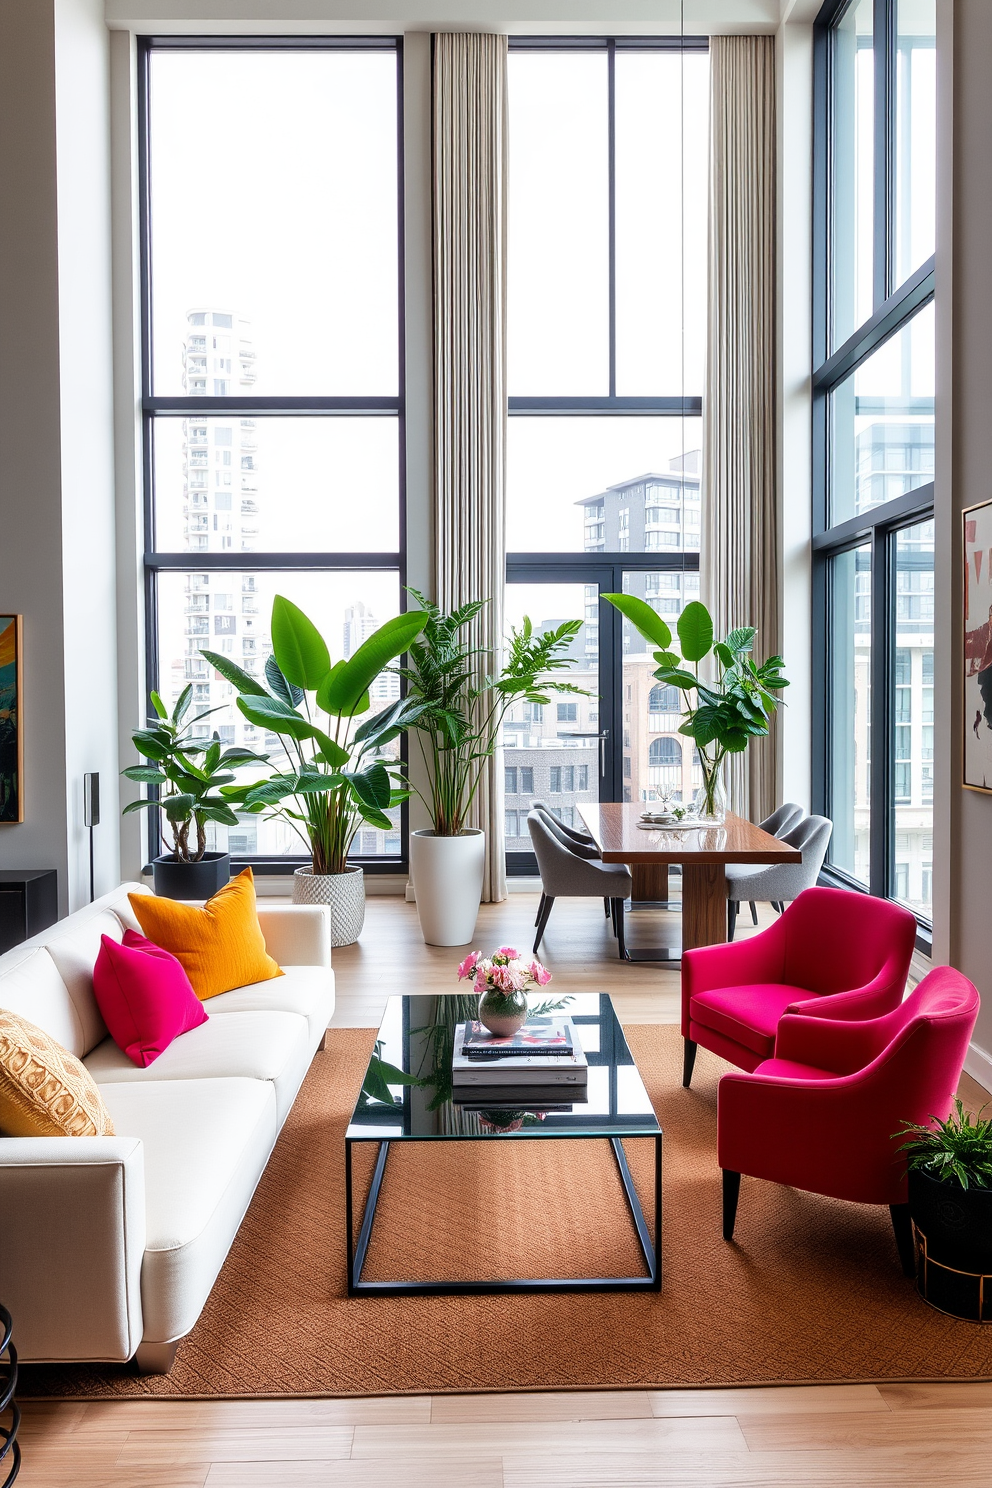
[
  {"xmin": 607, "ymin": 38, "xmax": 617, "ymax": 400},
  {"xmin": 873, "ymin": 0, "xmax": 896, "ymax": 308},
  {"xmin": 868, "ymin": 522, "xmax": 891, "ymax": 898}
]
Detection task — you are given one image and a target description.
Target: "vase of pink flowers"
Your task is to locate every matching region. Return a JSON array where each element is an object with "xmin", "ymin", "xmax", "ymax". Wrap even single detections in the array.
[{"xmin": 457, "ymin": 945, "xmax": 552, "ymax": 1037}]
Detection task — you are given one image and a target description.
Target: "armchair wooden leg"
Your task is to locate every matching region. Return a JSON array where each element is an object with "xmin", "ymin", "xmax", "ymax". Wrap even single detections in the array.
[
  {"xmin": 534, "ymin": 892, "xmax": 546, "ymax": 928},
  {"xmin": 890, "ymin": 1203, "xmax": 916, "ymax": 1277},
  {"xmin": 728, "ymin": 901, "xmax": 738, "ymax": 941},
  {"xmin": 750, "ymin": 901, "xmax": 759, "ymax": 924},
  {"xmin": 682, "ymin": 1037, "xmax": 697, "ymax": 1088},
  {"xmin": 533, "ymin": 895, "xmax": 555, "ymax": 953},
  {"xmin": 722, "ymin": 1169, "xmax": 742, "ymax": 1241},
  {"xmin": 604, "ymin": 897, "xmax": 610, "ymax": 918}
]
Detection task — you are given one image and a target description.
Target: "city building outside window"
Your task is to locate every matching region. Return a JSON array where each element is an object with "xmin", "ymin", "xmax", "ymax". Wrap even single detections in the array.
[{"xmin": 140, "ymin": 39, "xmax": 405, "ymax": 872}]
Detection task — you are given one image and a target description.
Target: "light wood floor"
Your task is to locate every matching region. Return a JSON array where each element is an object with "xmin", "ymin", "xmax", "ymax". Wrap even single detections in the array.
[{"xmin": 16, "ymin": 892, "xmax": 992, "ymax": 1487}]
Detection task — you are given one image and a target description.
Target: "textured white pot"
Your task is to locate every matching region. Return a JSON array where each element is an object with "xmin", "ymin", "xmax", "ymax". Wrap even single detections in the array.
[
  {"xmin": 292, "ymin": 865, "xmax": 365, "ymax": 948},
  {"xmin": 410, "ymin": 828, "xmax": 485, "ymax": 947}
]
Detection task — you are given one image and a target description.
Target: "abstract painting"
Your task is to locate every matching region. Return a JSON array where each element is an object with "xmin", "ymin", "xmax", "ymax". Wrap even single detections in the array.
[
  {"xmin": 964, "ymin": 502, "xmax": 992, "ymax": 791},
  {"xmin": 0, "ymin": 616, "xmax": 22, "ymax": 823}
]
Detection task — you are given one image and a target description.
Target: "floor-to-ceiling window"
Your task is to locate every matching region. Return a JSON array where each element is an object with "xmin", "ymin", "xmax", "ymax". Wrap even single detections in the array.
[
  {"xmin": 504, "ymin": 37, "xmax": 708, "ymax": 872},
  {"xmin": 813, "ymin": 0, "xmax": 935, "ymax": 927},
  {"xmin": 139, "ymin": 38, "xmax": 405, "ymax": 872}
]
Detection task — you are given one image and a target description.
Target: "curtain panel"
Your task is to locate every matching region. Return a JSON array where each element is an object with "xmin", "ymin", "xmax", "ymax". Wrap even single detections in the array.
[
  {"xmin": 432, "ymin": 32, "xmax": 508, "ymax": 902},
  {"xmin": 702, "ymin": 35, "xmax": 779, "ymax": 822}
]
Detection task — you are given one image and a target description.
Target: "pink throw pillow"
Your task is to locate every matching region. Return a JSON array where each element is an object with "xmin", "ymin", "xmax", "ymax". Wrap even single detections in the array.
[{"xmin": 93, "ymin": 930, "xmax": 208, "ymax": 1068}]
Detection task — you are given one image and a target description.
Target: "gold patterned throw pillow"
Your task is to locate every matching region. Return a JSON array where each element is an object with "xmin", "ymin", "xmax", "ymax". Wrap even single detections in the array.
[{"xmin": 0, "ymin": 1010, "xmax": 115, "ymax": 1137}]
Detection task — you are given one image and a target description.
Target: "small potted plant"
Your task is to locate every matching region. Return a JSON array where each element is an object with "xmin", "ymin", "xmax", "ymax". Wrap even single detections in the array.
[
  {"xmin": 603, "ymin": 596, "xmax": 788, "ymax": 821},
  {"xmin": 122, "ymin": 685, "xmax": 267, "ymax": 898},
  {"xmin": 398, "ymin": 591, "xmax": 588, "ymax": 946},
  {"xmin": 898, "ymin": 1098, "xmax": 992, "ymax": 1320},
  {"xmin": 203, "ymin": 595, "xmax": 427, "ymax": 947},
  {"xmin": 457, "ymin": 946, "xmax": 552, "ymax": 1036}
]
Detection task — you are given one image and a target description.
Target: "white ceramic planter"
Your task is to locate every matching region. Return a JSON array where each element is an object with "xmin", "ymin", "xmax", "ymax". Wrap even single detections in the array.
[
  {"xmin": 409, "ymin": 828, "xmax": 486, "ymax": 946},
  {"xmin": 292, "ymin": 864, "xmax": 365, "ymax": 947}
]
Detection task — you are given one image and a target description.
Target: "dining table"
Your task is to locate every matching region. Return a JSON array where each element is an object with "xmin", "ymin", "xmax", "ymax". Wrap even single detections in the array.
[{"xmin": 577, "ymin": 803, "xmax": 802, "ymax": 962}]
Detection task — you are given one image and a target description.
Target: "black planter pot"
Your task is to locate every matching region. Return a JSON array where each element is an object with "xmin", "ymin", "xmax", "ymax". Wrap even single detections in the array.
[
  {"xmin": 152, "ymin": 851, "xmax": 231, "ymax": 901},
  {"xmin": 909, "ymin": 1167, "xmax": 992, "ymax": 1321}
]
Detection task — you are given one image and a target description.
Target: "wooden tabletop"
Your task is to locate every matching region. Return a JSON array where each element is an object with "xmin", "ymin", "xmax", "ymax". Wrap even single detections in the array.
[{"xmin": 578, "ymin": 803, "xmax": 804, "ymax": 866}]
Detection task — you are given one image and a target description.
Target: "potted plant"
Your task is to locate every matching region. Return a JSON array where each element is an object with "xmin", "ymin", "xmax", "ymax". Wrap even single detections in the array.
[
  {"xmin": 396, "ymin": 592, "xmax": 588, "ymax": 946},
  {"xmin": 122, "ymin": 685, "xmax": 267, "ymax": 899},
  {"xmin": 457, "ymin": 945, "xmax": 553, "ymax": 1035},
  {"xmin": 202, "ymin": 595, "xmax": 427, "ymax": 947},
  {"xmin": 898, "ymin": 1099, "xmax": 992, "ymax": 1319},
  {"xmin": 604, "ymin": 596, "xmax": 788, "ymax": 821}
]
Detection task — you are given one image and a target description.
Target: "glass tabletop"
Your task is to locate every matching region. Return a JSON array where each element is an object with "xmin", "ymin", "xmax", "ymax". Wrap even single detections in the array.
[{"xmin": 347, "ymin": 993, "xmax": 662, "ymax": 1141}]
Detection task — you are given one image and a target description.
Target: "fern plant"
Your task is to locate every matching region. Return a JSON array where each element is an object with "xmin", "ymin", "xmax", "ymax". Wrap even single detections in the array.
[{"xmin": 896, "ymin": 1098, "xmax": 992, "ymax": 1191}]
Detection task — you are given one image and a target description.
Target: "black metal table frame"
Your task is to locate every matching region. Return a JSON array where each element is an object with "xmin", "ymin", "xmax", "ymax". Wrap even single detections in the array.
[{"xmin": 345, "ymin": 1129, "xmax": 662, "ymax": 1297}]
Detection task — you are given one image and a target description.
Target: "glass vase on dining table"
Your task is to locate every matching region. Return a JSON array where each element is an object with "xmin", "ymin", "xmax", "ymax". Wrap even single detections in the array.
[{"xmin": 693, "ymin": 752, "xmax": 727, "ymax": 825}]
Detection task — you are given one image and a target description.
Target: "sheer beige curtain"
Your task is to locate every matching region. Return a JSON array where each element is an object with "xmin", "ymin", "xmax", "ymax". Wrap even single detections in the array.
[
  {"xmin": 702, "ymin": 35, "xmax": 779, "ymax": 822},
  {"xmin": 432, "ymin": 32, "xmax": 508, "ymax": 901}
]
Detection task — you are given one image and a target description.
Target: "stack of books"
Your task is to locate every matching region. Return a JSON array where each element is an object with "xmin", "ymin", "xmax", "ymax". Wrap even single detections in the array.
[{"xmin": 451, "ymin": 1016, "xmax": 587, "ymax": 1103}]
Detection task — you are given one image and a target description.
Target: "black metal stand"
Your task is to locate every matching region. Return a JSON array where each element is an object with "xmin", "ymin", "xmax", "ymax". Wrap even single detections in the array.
[
  {"xmin": 0, "ymin": 1305, "xmax": 21, "ymax": 1487},
  {"xmin": 346, "ymin": 1133, "xmax": 662, "ymax": 1297}
]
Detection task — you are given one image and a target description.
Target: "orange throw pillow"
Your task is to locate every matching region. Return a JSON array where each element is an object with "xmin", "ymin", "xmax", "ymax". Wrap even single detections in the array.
[{"xmin": 128, "ymin": 868, "xmax": 283, "ymax": 1002}]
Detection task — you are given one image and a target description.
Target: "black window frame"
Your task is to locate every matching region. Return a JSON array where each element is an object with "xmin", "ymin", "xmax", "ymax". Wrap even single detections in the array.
[
  {"xmin": 505, "ymin": 35, "xmax": 707, "ymax": 875},
  {"xmin": 137, "ymin": 34, "xmax": 408, "ymax": 876},
  {"xmin": 812, "ymin": 0, "xmax": 935, "ymax": 942}
]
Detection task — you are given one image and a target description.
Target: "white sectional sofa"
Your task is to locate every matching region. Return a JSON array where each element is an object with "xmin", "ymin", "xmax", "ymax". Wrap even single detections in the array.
[{"xmin": 0, "ymin": 883, "xmax": 334, "ymax": 1374}]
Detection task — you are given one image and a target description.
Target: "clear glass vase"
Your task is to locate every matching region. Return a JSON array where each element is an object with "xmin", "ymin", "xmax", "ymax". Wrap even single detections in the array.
[
  {"xmin": 477, "ymin": 985, "xmax": 529, "ymax": 1037},
  {"xmin": 694, "ymin": 759, "xmax": 727, "ymax": 824}
]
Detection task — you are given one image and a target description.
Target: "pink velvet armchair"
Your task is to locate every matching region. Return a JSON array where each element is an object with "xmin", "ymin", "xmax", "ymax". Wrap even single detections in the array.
[
  {"xmin": 681, "ymin": 887, "xmax": 918, "ymax": 1088},
  {"xmin": 717, "ymin": 966, "xmax": 979, "ymax": 1273}
]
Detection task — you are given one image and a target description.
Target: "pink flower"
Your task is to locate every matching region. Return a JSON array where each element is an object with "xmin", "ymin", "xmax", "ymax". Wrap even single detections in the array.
[
  {"xmin": 456, "ymin": 951, "xmax": 481, "ymax": 981},
  {"xmin": 491, "ymin": 964, "xmax": 516, "ymax": 993},
  {"xmin": 473, "ymin": 967, "xmax": 490, "ymax": 995},
  {"xmin": 529, "ymin": 959, "xmax": 552, "ymax": 986},
  {"xmin": 496, "ymin": 946, "xmax": 520, "ymax": 960}
]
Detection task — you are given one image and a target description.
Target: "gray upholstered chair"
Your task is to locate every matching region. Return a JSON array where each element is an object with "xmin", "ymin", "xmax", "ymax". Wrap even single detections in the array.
[
  {"xmin": 726, "ymin": 814, "xmax": 833, "ymax": 940},
  {"xmin": 529, "ymin": 801, "xmax": 598, "ymax": 852},
  {"xmin": 736, "ymin": 802, "xmax": 806, "ymax": 928},
  {"xmin": 527, "ymin": 811, "xmax": 633, "ymax": 957}
]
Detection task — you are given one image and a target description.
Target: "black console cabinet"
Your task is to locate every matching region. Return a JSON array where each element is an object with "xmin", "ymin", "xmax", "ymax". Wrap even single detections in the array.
[{"xmin": 0, "ymin": 870, "xmax": 59, "ymax": 955}]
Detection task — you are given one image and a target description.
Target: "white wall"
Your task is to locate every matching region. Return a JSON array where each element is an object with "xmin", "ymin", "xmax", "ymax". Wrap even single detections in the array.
[{"xmin": 0, "ymin": 0, "xmax": 120, "ymax": 912}]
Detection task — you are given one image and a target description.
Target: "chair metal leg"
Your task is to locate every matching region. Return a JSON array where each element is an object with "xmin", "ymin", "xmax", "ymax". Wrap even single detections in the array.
[
  {"xmin": 682, "ymin": 1037, "xmax": 697, "ymax": 1088},
  {"xmin": 533, "ymin": 895, "xmax": 555, "ymax": 953},
  {"xmin": 728, "ymin": 900, "xmax": 738, "ymax": 941},
  {"xmin": 722, "ymin": 1169, "xmax": 742, "ymax": 1241},
  {"xmin": 890, "ymin": 1203, "xmax": 916, "ymax": 1277},
  {"xmin": 534, "ymin": 892, "xmax": 546, "ymax": 928},
  {"xmin": 750, "ymin": 901, "xmax": 759, "ymax": 924},
  {"xmin": 612, "ymin": 898, "xmax": 627, "ymax": 959}
]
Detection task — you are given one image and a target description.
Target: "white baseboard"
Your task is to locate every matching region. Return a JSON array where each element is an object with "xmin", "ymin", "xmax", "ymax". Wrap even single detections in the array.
[{"xmin": 963, "ymin": 1040, "xmax": 992, "ymax": 1096}]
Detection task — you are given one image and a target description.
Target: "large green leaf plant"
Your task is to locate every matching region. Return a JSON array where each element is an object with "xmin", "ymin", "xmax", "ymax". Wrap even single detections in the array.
[
  {"xmin": 603, "ymin": 596, "xmax": 788, "ymax": 818},
  {"xmin": 395, "ymin": 590, "xmax": 589, "ymax": 836},
  {"xmin": 123, "ymin": 686, "xmax": 268, "ymax": 862},
  {"xmin": 201, "ymin": 596, "xmax": 428, "ymax": 876}
]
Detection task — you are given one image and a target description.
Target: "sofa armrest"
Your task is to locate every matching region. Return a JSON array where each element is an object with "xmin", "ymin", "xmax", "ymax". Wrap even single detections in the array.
[
  {"xmin": 256, "ymin": 904, "xmax": 331, "ymax": 967},
  {"xmin": 0, "ymin": 1137, "xmax": 146, "ymax": 1363}
]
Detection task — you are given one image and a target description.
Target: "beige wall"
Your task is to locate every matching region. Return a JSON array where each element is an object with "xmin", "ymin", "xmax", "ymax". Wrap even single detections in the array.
[{"xmin": 940, "ymin": 0, "xmax": 992, "ymax": 1064}]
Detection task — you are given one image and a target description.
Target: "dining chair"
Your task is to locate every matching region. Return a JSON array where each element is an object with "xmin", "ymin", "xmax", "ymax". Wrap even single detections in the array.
[
  {"xmin": 726, "ymin": 815, "xmax": 833, "ymax": 940},
  {"xmin": 526, "ymin": 811, "xmax": 633, "ymax": 957},
  {"xmin": 733, "ymin": 803, "xmax": 806, "ymax": 931}
]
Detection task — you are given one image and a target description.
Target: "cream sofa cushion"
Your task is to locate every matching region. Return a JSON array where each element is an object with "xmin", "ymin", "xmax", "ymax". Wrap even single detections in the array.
[
  {"xmin": 0, "ymin": 948, "xmax": 83, "ymax": 1056},
  {"xmin": 37, "ymin": 910, "xmax": 127, "ymax": 1057},
  {"xmin": 205, "ymin": 966, "xmax": 334, "ymax": 1046},
  {"xmin": 100, "ymin": 1077, "xmax": 277, "ymax": 1345},
  {"xmin": 85, "ymin": 1010, "xmax": 310, "ymax": 1124}
]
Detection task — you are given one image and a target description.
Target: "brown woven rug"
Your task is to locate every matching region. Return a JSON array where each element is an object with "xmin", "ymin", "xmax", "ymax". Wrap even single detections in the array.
[{"xmin": 20, "ymin": 1025, "xmax": 992, "ymax": 1398}]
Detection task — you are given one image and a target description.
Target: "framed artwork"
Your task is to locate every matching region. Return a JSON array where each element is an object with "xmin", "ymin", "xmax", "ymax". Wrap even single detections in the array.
[
  {"xmin": 964, "ymin": 502, "xmax": 992, "ymax": 791},
  {"xmin": 0, "ymin": 616, "xmax": 22, "ymax": 823}
]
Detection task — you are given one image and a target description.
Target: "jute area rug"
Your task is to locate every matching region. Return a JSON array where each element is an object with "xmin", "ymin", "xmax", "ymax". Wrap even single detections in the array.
[{"xmin": 20, "ymin": 1025, "xmax": 992, "ymax": 1398}]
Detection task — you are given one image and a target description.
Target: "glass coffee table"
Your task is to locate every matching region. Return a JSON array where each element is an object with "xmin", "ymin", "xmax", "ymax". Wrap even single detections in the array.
[{"xmin": 345, "ymin": 992, "xmax": 662, "ymax": 1297}]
